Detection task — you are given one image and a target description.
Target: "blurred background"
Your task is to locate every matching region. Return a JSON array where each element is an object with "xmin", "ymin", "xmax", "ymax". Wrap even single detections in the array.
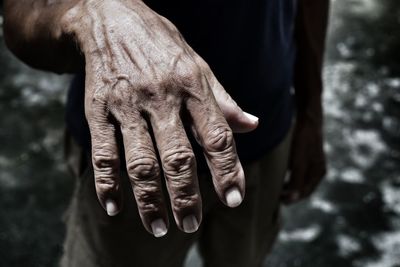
[{"xmin": 0, "ymin": 0, "xmax": 399, "ymax": 266}]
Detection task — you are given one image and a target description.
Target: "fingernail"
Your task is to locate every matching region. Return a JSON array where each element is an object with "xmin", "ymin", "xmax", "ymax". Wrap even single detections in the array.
[
  {"xmin": 182, "ymin": 215, "xmax": 199, "ymax": 233},
  {"xmin": 105, "ymin": 199, "xmax": 119, "ymax": 216},
  {"xmin": 151, "ymin": 219, "xmax": 168, "ymax": 238},
  {"xmin": 243, "ymin": 112, "xmax": 259, "ymax": 124},
  {"xmin": 225, "ymin": 187, "xmax": 243, "ymax": 208}
]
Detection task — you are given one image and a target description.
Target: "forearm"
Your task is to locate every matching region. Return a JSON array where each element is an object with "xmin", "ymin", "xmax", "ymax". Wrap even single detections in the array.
[
  {"xmin": 3, "ymin": 0, "xmax": 83, "ymax": 73},
  {"xmin": 293, "ymin": 0, "xmax": 330, "ymax": 123}
]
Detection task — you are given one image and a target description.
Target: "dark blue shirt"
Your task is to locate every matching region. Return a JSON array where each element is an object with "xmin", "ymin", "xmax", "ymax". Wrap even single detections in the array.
[{"xmin": 66, "ymin": 0, "xmax": 297, "ymax": 163}]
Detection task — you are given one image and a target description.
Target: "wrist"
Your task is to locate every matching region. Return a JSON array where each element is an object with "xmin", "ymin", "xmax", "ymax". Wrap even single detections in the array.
[
  {"xmin": 59, "ymin": 1, "xmax": 90, "ymax": 47},
  {"xmin": 59, "ymin": 0, "xmax": 146, "ymax": 51},
  {"xmin": 58, "ymin": 0, "xmax": 112, "ymax": 69}
]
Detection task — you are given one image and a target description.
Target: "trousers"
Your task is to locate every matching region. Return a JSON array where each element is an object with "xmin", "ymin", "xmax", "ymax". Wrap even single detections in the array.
[{"xmin": 60, "ymin": 127, "xmax": 292, "ymax": 267}]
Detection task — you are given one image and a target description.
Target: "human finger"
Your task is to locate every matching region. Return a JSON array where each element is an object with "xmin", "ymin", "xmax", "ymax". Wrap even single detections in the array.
[
  {"xmin": 86, "ymin": 97, "xmax": 122, "ymax": 216},
  {"xmin": 150, "ymin": 110, "xmax": 202, "ymax": 234},
  {"xmin": 189, "ymin": 51, "xmax": 259, "ymax": 133},
  {"xmin": 186, "ymin": 82, "xmax": 245, "ymax": 208},
  {"xmin": 209, "ymin": 77, "xmax": 259, "ymax": 133},
  {"xmin": 121, "ymin": 114, "xmax": 168, "ymax": 238}
]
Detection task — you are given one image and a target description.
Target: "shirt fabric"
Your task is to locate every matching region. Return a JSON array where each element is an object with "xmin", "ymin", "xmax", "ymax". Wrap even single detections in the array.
[{"xmin": 66, "ymin": 0, "xmax": 297, "ymax": 164}]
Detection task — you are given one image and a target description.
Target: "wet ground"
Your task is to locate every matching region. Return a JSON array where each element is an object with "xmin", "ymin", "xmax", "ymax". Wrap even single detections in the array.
[{"xmin": 1, "ymin": 0, "xmax": 400, "ymax": 266}]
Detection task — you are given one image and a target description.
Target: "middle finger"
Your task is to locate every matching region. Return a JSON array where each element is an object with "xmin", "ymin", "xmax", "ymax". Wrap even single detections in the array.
[{"xmin": 150, "ymin": 109, "xmax": 202, "ymax": 234}]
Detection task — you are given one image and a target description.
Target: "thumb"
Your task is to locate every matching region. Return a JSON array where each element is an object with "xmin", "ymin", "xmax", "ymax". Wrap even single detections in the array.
[{"xmin": 211, "ymin": 81, "xmax": 259, "ymax": 133}]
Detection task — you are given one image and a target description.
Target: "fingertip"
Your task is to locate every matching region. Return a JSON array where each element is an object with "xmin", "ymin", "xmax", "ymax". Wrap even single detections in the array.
[
  {"xmin": 229, "ymin": 111, "xmax": 259, "ymax": 133},
  {"xmin": 151, "ymin": 218, "xmax": 168, "ymax": 238},
  {"xmin": 182, "ymin": 215, "xmax": 199, "ymax": 233},
  {"xmin": 225, "ymin": 187, "xmax": 243, "ymax": 208},
  {"xmin": 105, "ymin": 199, "xmax": 120, "ymax": 216},
  {"xmin": 243, "ymin": 112, "xmax": 259, "ymax": 125}
]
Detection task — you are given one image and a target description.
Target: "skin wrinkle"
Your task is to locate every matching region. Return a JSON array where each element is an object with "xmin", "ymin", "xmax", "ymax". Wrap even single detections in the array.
[
  {"xmin": 208, "ymin": 155, "xmax": 244, "ymax": 191},
  {"xmin": 135, "ymin": 192, "xmax": 162, "ymax": 214},
  {"xmin": 210, "ymin": 149, "xmax": 238, "ymax": 170},
  {"xmin": 170, "ymin": 188, "xmax": 199, "ymax": 210},
  {"xmin": 98, "ymin": 0, "xmax": 235, "ymax": 227},
  {"xmin": 150, "ymin": 107, "xmax": 201, "ymax": 226},
  {"xmin": 204, "ymin": 125, "xmax": 234, "ymax": 152},
  {"xmin": 209, "ymin": 150, "xmax": 240, "ymax": 181},
  {"xmin": 214, "ymin": 161, "xmax": 240, "ymax": 184},
  {"xmin": 5, "ymin": 0, "xmax": 257, "ymax": 233},
  {"xmin": 167, "ymin": 171, "xmax": 197, "ymax": 191},
  {"xmin": 173, "ymin": 176, "xmax": 198, "ymax": 191},
  {"xmin": 172, "ymin": 194, "xmax": 200, "ymax": 212},
  {"xmin": 133, "ymin": 174, "xmax": 163, "ymax": 195},
  {"xmin": 92, "ymin": 152, "xmax": 119, "ymax": 168},
  {"xmin": 3, "ymin": 0, "xmax": 330, "ymax": 234},
  {"xmin": 163, "ymin": 149, "xmax": 196, "ymax": 178},
  {"xmin": 127, "ymin": 157, "xmax": 160, "ymax": 181},
  {"xmin": 169, "ymin": 186, "xmax": 201, "ymax": 223},
  {"xmin": 121, "ymin": 114, "xmax": 167, "ymax": 230},
  {"xmin": 120, "ymin": 119, "xmax": 146, "ymax": 137},
  {"xmin": 133, "ymin": 188, "xmax": 166, "ymax": 228},
  {"xmin": 92, "ymin": 156, "xmax": 119, "ymax": 176},
  {"xmin": 96, "ymin": 176, "xmax": 118, "ymax": 187}
]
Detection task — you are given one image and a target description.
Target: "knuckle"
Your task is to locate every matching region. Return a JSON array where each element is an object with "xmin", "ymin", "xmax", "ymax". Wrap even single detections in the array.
[
  {"xmin": 195, "ymin": 56, "xmax": 212, "ymax": 76},
  {"xmin": 163, "ymin": 148, "xmax": 196, "ymax": 177},
  {"xmin": 175, "ymin": 63, "xmax": 201, "ymax": 87},
  {"xmin": 95, "ymin": 175, "xmax": 118, "ymax": 193},
  {"xmin": 204, "ymin": 125, "xmax": 234, "ymax": 152},
  {"xmin": 136, "ymin": 82, "xmax": 165, "ymax": 102},
  {"xmin": 138, "ymin": 201, "xmax": 161, "ymax": 215},
  {"xmin": 213, "ymin": 155, "xmax": 239, "ymax": 179},
  {"xmin": 178, "ymin": 65, "xmax": 198, "ymax": 80},
  {"xmin": 159, "ymin": 15, "xmax": 178, "ymax": 31},
  {"xmin": 91, "ymin": 93, "xmax": 106, "ymax": 105},
  {"xmin": 127, "ymin": 156, "xmax": 160, "ymax": 181},
  {"xmin": 172, "ymin": 193, "xmax": 200, "ymax": 212},
  {"xmin": 134, "ymin": 183, "xmax": 163, "ymax": 214},
  {"xmin": 92, "ymin": 148, "xmax": 119, "ymax": 171}
]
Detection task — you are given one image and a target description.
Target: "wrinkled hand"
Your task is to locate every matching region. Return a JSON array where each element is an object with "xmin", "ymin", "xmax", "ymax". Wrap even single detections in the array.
[
  {"xmin": 63, "ymin": 0, "xmax": 258, "ymax": 236},
  {"xmin": 281, "ymin": 116, "xmax": 326, "ymax": 204}
]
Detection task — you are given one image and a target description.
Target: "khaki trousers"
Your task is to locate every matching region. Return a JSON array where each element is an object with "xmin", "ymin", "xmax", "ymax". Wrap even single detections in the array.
[{"xmin": 60, "ymin": 128, "xmax": 292, "ymax": 267}]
